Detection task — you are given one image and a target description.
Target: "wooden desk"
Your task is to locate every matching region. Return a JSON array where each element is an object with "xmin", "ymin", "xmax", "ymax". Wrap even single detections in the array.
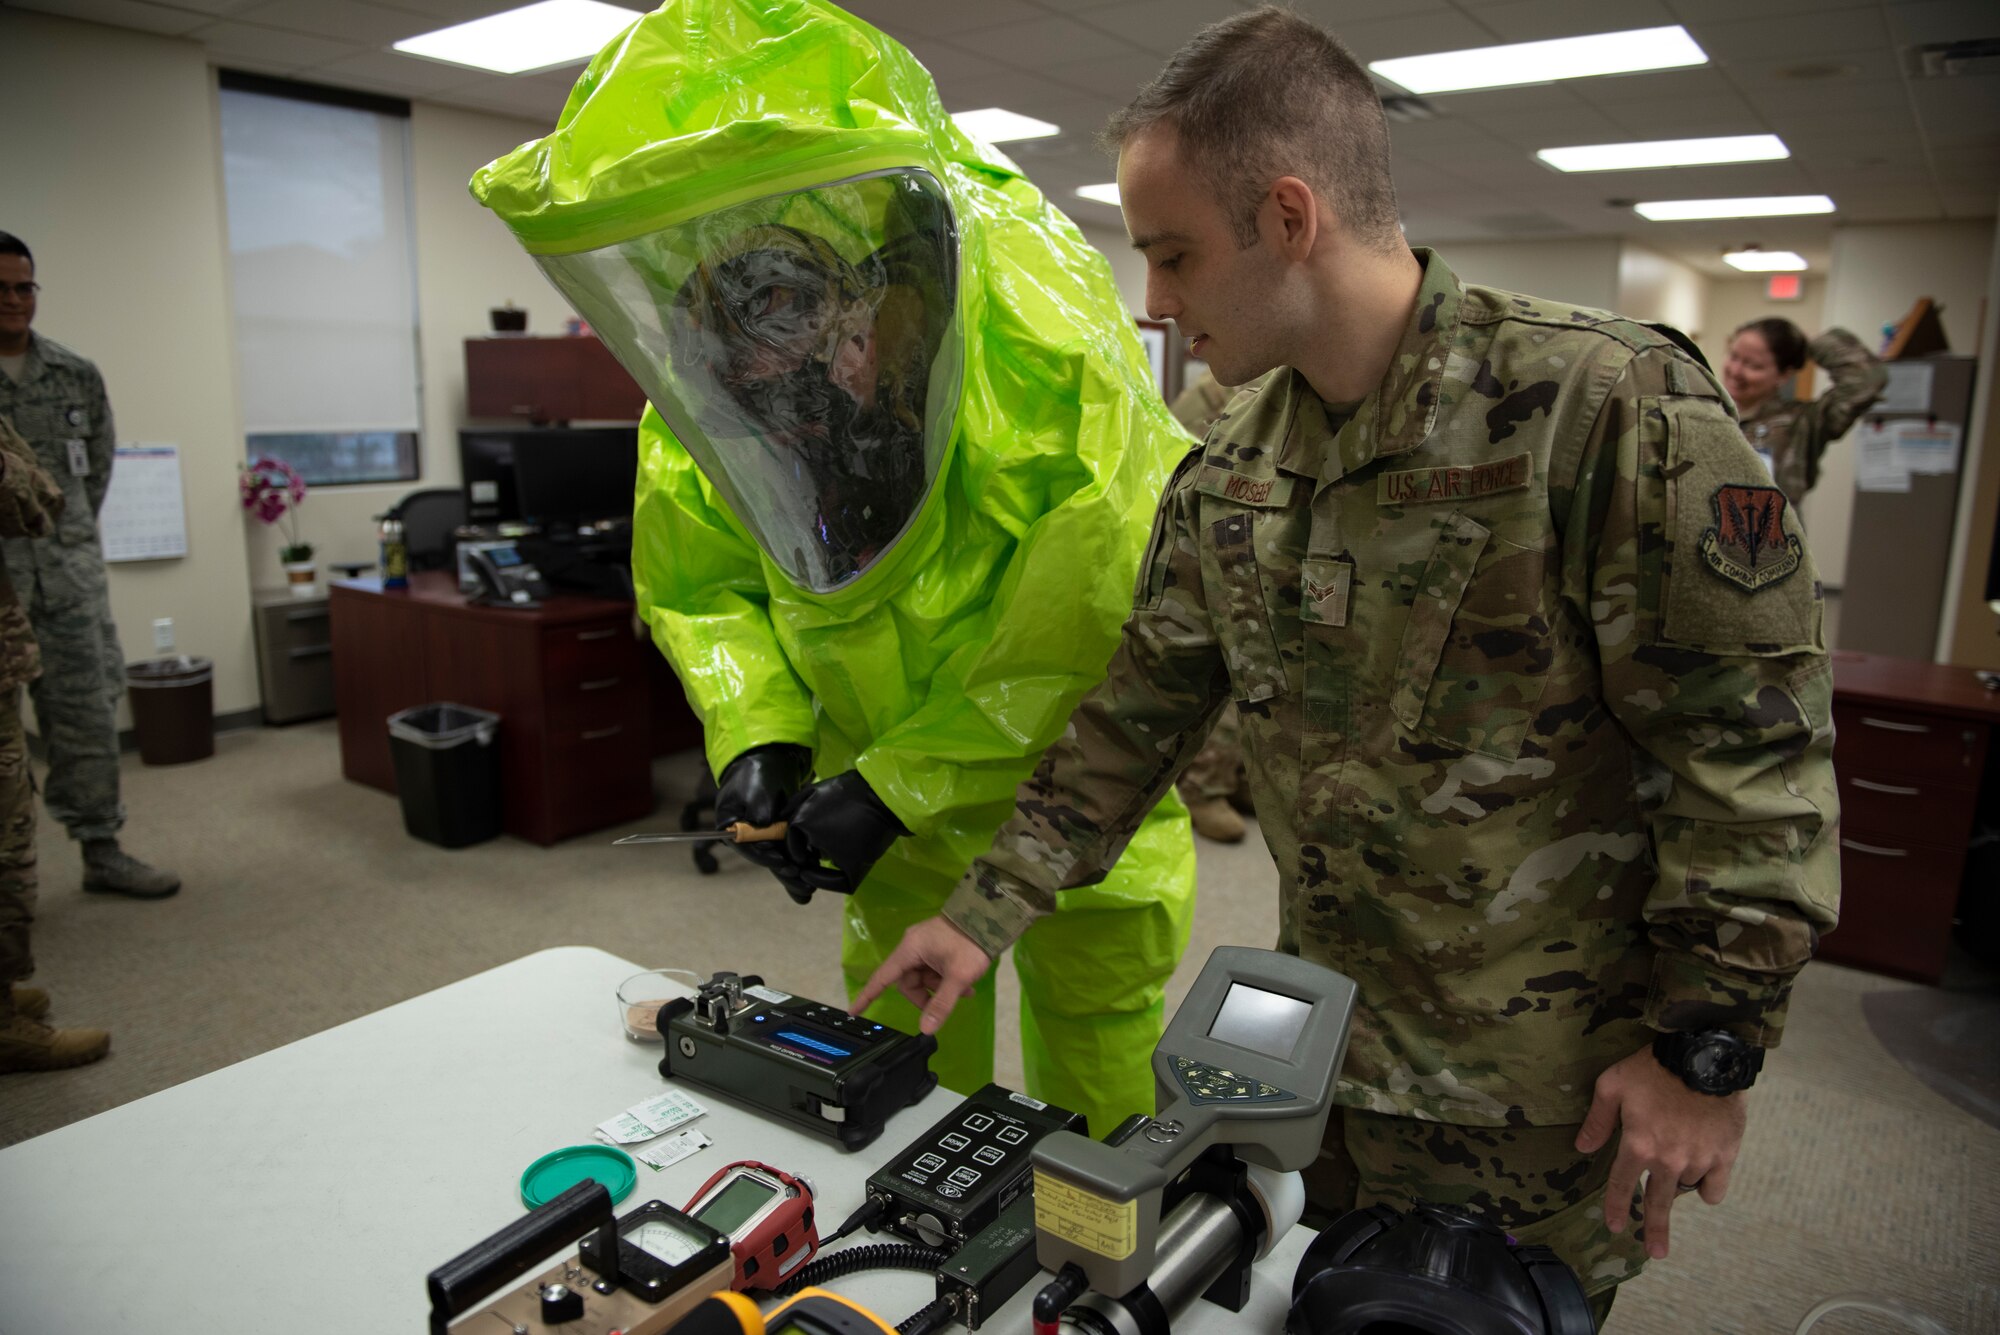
[
  {"xmin": 331, "ymin": 573, "xmax": 697, "ymax": 845},
  {"xmin": 1825, "ymin": 651, "xmax": 2000, "ymax": 982}
]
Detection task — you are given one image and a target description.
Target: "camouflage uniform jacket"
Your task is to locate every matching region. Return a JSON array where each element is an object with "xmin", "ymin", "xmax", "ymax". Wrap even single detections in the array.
[
  {"xmin": 1739, "ymin": 327, "xmax": 1885, "ymax": 506},
  {"xmin": 0, "ymin": 333, "xmax": 115, "ymax": 608},
  {"xmin": 944, "ymin": 249, "xmax": 1841, "ymax": 1127},
  {"xmin": 0, "ymin": 415, "xmax": 64, "ymax": 691}
]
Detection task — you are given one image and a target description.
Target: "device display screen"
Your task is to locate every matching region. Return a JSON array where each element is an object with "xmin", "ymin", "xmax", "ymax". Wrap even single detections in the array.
[
  {"xmin": 1207, "ymin": 982, "xmax": 1311, "ymax": 1059},
  {"xmin": 490, "ymin": 546, "xmax": 521, "ymax": 566},
  {"xmin": 696, "ymin": 1175, "xmax": 777, "ymax": 1234},
  {"xmin": 628, "ymin": 1218, "xmax": 704, "ymax": 1266},
  {"xmin": 773, "ymin": 1028, "xmax": 853, "ymax": 1061}
]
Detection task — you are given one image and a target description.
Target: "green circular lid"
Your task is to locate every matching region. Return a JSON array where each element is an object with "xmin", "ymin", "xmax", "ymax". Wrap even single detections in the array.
[{"xmin": 519, "ymin": 1144, "xmax": 638, "ymax": 1210}]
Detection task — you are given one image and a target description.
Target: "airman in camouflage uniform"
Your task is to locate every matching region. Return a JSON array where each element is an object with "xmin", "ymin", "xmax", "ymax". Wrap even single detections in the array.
[
  {"xmin": 0, "ymin": 412, "xmax": 109, "ymax": 1071},
  {"xmin": 858, "ymin": 10, "xmax": 1841, "ymax": 1311},
  {"xmin": 0, "ymin": 233, "xmax": 178, "ymax": 899},
  {"xmin": 1727, "ymin": 323, "xmax": 1886, "ymax": 505},
  {"xmin": 937, "ymin": 248, "xmax": 1841, "ymax": 1301}
]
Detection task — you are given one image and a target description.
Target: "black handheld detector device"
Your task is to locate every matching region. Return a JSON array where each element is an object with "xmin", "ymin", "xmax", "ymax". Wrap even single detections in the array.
[
  {"xmin": 1029, "ymin": 946, "xmax": 1358, "ymax": 1299},
  {"xmin": 659, "ymin": 971, "xmax": 937, "ymax": 1151}
]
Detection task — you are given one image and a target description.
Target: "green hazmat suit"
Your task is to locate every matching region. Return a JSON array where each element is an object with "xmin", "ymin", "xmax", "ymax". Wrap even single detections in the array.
[{"xmin": 470, "ymin": 0, "xmax": 1197, "ymax": 1135}]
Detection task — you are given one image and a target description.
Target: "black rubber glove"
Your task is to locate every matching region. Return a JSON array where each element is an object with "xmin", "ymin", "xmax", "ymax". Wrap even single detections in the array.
[
  {"xmin": 714, "ymin": 744, "xmax": 815, "ymax": 899},
  {"xmin": 781, "ymin": 769, "xmax": 910, "ymax": 897}
]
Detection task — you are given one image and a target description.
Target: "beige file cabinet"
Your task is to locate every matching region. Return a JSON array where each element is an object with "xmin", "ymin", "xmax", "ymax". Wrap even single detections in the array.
[{"xmin": 253, "ymin": 589, "xmax": 336, "ymax": 724}]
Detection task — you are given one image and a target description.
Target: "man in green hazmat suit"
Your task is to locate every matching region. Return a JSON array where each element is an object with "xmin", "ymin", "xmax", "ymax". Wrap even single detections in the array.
[{"xmin": 471, "ymin": 0, "xmax": 1198, "ymax": 1135}]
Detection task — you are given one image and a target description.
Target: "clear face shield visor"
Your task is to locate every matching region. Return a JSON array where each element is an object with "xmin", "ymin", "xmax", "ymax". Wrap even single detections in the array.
[{"xmin": 536, "ymin": 168, "xmax": 961, "ymax": 593}]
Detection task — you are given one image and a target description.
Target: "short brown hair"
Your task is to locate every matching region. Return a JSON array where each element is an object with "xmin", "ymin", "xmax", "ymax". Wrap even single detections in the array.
[
  {"xmin": 1102, "ymin": 6, "xmax": 1402, "ymax": 251},
  {"xmin": 1734, "ymin": 317, "xmax": 1809, "ymax": 374}
]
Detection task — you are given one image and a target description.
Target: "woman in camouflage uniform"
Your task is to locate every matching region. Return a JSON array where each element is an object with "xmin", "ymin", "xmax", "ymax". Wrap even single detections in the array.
[{"xmin": 1721, "ymin": 317, "xmax": 1887, "ymax": 506}]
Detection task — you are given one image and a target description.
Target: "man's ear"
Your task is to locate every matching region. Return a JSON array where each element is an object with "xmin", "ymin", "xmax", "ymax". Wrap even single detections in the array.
[{"xmin": 1268, "ymin": 176, "xmax": 1320, "ymax": 259}]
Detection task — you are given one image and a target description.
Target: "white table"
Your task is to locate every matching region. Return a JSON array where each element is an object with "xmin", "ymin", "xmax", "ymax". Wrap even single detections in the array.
[{"xmin": 0, "ymin": 947, "xmax": 1310, "ymax": 1333}]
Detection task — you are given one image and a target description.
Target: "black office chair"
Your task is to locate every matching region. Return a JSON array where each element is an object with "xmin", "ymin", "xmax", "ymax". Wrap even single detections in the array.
[{"xmin": 389, "ymin": 488, "xmax": 468, "ymax": 573}]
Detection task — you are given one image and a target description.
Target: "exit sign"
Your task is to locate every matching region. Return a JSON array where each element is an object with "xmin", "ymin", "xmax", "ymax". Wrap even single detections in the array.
[{"xmin": 1767, "ymin": 273, "xmax": 1803, "ymax": 301}]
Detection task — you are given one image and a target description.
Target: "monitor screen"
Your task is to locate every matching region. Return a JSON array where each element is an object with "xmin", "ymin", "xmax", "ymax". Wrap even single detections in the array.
[
  {"xmin": 1207, "ymin": 983, "xmax": 1310, "ymax": 1059},
  {"xmin": 457, "ymin": 427, "xmax": 639, "ymax": 525},
  {"xmin": 512, "ymin": 427, "xmax": 639, "ymax": 527}
]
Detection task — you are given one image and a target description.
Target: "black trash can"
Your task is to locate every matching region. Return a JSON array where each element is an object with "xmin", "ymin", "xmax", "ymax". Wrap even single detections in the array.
[
  {"xmin": 126, "ymin": 656, "xmax": 214, "ymax": 765},
  {"xmin": 387, "ymin": 703, "xmax": 502, "ymax": 848}
]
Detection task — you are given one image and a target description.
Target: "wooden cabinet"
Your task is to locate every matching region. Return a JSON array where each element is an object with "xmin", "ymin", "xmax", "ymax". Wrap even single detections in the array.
[
  {"xmin": 464, "ymin": 337, "xmax": 644, "ymax": 423},
  {"xmin": 331, "ymin": 573, "xmax": 680, "ymax": 845},
  {"xmin": 1823, "ymin": 652, "xmax": 2000, "ymax": 983}
]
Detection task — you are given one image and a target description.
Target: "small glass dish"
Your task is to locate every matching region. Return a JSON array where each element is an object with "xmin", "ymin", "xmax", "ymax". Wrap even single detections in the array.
[{"xmin": 617, "ymin": 969, "xmax": 685, "ymax": 1042}]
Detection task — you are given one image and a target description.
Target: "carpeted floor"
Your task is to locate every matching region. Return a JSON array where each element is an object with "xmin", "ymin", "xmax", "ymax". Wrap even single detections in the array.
[{"xmin": 2, "ymin": 721, "xmax": 1994, "ymax": 1332}]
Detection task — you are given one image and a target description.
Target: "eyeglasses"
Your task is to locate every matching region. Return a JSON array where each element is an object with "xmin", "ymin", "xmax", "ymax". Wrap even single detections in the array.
[{"xmin": 0, "ymin": 282, "xmax": 40, "ymax": 300}]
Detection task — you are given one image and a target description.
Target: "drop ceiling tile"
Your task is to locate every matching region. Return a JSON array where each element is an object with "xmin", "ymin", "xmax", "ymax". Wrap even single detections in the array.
[
  {"xmin": 1459, "ymin": 0, "xmax": 1678, "ymax": 42},
  {"xmin": 1046, "ymin": 48, "xmax": 1168, "ymax": 100},
  {"xmin": 1688, "ymin": 6, "xmax": 1889, "ymax": 62},
  {"xmin": 938, "ymin": 69, "xmax": 1100, "ymax": 114},
  {"xmin": 1568, "ymin": 65, "xmax": 1737, "ymax": 107},
  {"xmin": 949, "ymin": 14, "xmax": 1139, "ymax": 68},
  {"xmin": 1295, "ymin": 0, "xmax": 1457, "ymax": 21},
  {"xmin": 1885, "ymin": 0, "xmax": 2000, "ymax": 47},
  {"xmin": 1738, "ymin": 76, "xmax": 1913, "ymax": 119},
  {"xmin": 1420, "ymin": 81, "xmax": 1592, "ymax": 114},
  {"xmin": 1909, "ymin": 80, "xmax": 2000, "ymax": 150},
  {"xmin": 4, "ymin": 0, "xmax": 211, "ymax": 34},
  {"xmin": 1722, "ymin": 45, "xmax": 1904, "ymax": 84},
  {"xmin": 1665, "ymin": 0, "xmax": 1870, "ymax": 23},
  {"xmin": 356, "ymin": 0, "xmax": 527, "ymax": 19},
  {"xmin": 1307, "ymin": 8, "xmax": 1500, "ymax": 64},
  {"xmin": 896, "ymin": 36, "xmax": 1006, "ymax": 89},
  {"xmin": 135, "ymin": 0, "xmax": 266, "ymax": 14},
  {"xmin": 315, "ymin": 48, "xmax": 496, "ymax": 93},
  {"xmin": 191, "ymin": 19, "xmax": 367, "ymax": 67},
  {"xmin": 235, "ymin": 0, "xmax": 437, "ymax": 46},
  {"xmin": 1073, "ymin": 0, "xmax": 1242, "ymax": 56},
  {"xmin": 845, "ymin": 0, "xmax": 1047, "ymax": 39},
  {"xmin": 1599, "ymin": 97, "xmax": 1771, "ymax": 139},
  {"xmin": 1464, "ymin": 104, "xmax": 1633, "ymax": 148}
]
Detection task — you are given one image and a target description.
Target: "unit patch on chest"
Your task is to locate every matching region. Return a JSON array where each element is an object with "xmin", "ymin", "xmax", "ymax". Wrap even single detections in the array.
[
  {"xmin": 1699, "ymin": 484, "xmax": 1803, "ymax": 592},
  {"xmin": 1377, "ymin": 452, "xmax": 1532, "ymax": 506}
]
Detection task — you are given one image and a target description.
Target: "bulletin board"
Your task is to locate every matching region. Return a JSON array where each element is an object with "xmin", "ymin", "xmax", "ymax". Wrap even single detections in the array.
[{"xmin": 100, "ymin": 445, "xmax": 189, "ymax": 562}]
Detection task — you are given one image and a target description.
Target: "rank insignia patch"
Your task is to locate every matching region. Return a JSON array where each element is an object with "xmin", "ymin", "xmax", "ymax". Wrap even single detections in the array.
[{"xmin": 1700, "ymin": 484, "xmax": 1803, "ymax": 592}]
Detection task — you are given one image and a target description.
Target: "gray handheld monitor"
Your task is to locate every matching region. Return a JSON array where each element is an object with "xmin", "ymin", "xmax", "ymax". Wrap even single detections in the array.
[{"xmin": 1030, "ymin": 946, "xmax": 1356, "ymax": 1298}]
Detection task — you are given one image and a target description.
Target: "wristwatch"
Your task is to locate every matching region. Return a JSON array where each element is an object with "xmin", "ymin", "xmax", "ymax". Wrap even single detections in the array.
[{"xmin": 1652, "ymin": 1030, "xmax": 1764, "ymax": 1095}]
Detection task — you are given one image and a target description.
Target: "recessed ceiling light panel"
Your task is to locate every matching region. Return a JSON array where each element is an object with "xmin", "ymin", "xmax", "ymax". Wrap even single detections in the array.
[
  {"xmin": 1537, "ymin": 134, "xmax": 1788, "ymax": 173},
  {"xmin": 1075, "ymin": 183, "xmax": 1122, "ymax": 207},
  {"xmin": 1369, "ymin": 25, "xmax": 1707, "ymax": 95},
  {"xmin": 950, "ymin": 108, "xmax": 1061, "ymax": 144},
  {"xmin": 393, "ymin": 0, "xmax": 640, "ymax": 76},
  {"xmin": 1725, "ymin": 250, "xmax": 1809, "ymax": 271},
  {"xmin": 1635, "ymin": 195, "xmax": 1834, "ymax": 220}
]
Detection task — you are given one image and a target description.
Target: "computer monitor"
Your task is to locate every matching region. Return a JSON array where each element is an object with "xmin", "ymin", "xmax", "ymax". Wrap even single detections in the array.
[
  {"xmin": 511, "ymin": 426, "xmax": 640, "ymax": 528},
  {"xmin": 457, "ymin": 427, "xmax": 639, "ymax": 526}
]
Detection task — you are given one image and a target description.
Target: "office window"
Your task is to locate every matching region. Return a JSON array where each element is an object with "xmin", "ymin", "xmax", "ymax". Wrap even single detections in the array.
[{"xmin": 219, "ymin": 73, "xmax": 422, "ymax": 486}]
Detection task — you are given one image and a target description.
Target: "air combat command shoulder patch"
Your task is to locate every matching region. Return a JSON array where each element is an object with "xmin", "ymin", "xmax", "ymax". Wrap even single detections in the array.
[{"xmin": 1700, "ymin": 484, "xmax": 1804, "ymax": 592}]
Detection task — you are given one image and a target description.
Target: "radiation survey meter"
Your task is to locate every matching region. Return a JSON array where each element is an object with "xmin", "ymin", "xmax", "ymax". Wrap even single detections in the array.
[{"xmin": 1031, "ymin": 946, "xmax": 1358, "ymax": 1307}]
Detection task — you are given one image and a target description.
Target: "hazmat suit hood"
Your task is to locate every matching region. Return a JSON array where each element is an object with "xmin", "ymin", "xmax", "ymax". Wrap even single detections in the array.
[{"xmin": 472, "ymin": 0, "xmax": 1012, "ymax": 593}]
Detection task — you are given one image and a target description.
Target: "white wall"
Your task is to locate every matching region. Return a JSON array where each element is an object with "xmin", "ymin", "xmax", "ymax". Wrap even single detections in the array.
[
  {"xmin": 0, "ymin": 11, "xmax": 259, "ymax": 720},
  {"xmin": 1804, "ymin": 220, "xmax": 1996, "ymax": 584},
  {"xmin": 3, "ymin": 12, "xmax": 584, "ymax": 719},
  {"xmin": 1416, "ymin": 237, "xmax": 1623, "ymax": 312},
  {"xmin": 1616, "ymin": 244, "xmax": 1709, "ymax": 346},
  {"xmin": 1699, "ymin": 275, "xmax": 1827, "ymax": 376}
]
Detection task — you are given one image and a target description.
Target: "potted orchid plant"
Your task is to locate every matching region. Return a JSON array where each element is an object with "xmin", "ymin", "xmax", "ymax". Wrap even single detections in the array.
[{"xmin": 240, "ymin": 457, "xmax": 316, "ymax": 596}]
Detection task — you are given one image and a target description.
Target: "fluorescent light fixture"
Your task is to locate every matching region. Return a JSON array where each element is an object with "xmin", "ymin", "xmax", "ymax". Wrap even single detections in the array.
[
  {"xmin": 1635, "ymin": 195, "xmax": 1835, "ymax": 220},
  {"xmin": 1075, "ymin": 183, "xmax": 1122, "ymax": 207},
  {"xmin": 1370, "ymin": 25, "xmax": 1706, "ymax": 95},
  {"xmin": 1537, "ymin": 134, "xmax": 1788, "ymax": 173},
  {"xmin": 1725, "ymin": 250, "xmax": 1808, "ymax": 272},
  {"xmin": 394, "ymin": 0, "xmax": 639, "ymax": 75},
  {"xmin": 951, "ymin": 108, "xmax": 1060, "ymax": 143}
]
